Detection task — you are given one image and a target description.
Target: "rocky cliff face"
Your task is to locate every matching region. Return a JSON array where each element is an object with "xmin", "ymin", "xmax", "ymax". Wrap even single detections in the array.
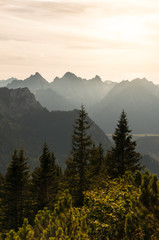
[{"xmin": 0, "ymin": 87, "xmax": 43, "ymax": 118}]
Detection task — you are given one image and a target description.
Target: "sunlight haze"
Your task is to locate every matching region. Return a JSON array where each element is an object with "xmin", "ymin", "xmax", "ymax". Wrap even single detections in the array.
[{"xmin": 1, "ymin": 0, "xmax": 159, "ymax": 83}]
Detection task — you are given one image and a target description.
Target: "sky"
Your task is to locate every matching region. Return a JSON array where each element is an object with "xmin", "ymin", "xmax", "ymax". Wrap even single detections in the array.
[{"xmin": 1, "ymin": 0, "xmax": 159, "ymax": 83}]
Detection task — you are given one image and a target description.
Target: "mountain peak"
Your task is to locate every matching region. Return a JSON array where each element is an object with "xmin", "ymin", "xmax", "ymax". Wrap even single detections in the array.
[
  {"xmin": 62, "ymin": 72, "xmax": 78, "ymax": 80},
  {"xmin": 24, "ymin": 72, "xmax": 48, "ymax": 85},
  {"xmin": 130, "ymin": 78, "xmax": 155, "ymax": 87},
  {"xmin": 34, "ymin": 72, "xmax": 41, "ymax": 77},
  {"xmin": 131, "ymin": 78, "xmax": 149, "ymax": 84},
  {"xmin": 29, "ymin": 72, "xmax": 43, "ymax": 80},
  {"xmin": 90, "ymin": 75, "xmax": 102, "ymax": 82}
]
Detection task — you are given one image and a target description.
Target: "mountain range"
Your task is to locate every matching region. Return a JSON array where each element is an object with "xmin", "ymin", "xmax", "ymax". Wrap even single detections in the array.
[
  {"xmin": 0, "ymin": 87, "xmax": 111, "ymax": 174},
  {"xmin": 5, "ymin": 72, "xmax": 159, "ymax": 133},
  {"xmin": 90, "ymin": 78, "xmax": 159, "ymax": 134},
  {"xmin": 6, "ymin": 72, "xmax": 116, "ymax": 110},
  {"xmin": 2, "ymin": 72, "xmax": 159, "ymax": 175}
]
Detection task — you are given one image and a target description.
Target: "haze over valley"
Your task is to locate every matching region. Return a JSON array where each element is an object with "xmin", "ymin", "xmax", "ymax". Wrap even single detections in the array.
[
  {"xmin": 1, "ymin": 72, "xmax": 159, "ymax": 176},
  {"xmin": 4, "ymin": 71, "xmax": 159, "ymax": 133}
]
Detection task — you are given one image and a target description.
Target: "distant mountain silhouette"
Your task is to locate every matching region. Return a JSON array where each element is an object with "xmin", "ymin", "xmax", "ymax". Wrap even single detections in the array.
[
  {"xmin": 7, "ymin": 72, "xmax": 49, "ymax": 92},
  {"xmin": 50, "ymin": 72, "xmax": 115, "ymax": 108},
  {"xmin": 90, "ymin": 78, "xmax": 159, "ymax": 133},
  {"xmin": 4, "ymin": 71, "xmax": 115, "ymax": 111},
  {"xmin": 136, "ymin": 136, "xmax": 159, "ymax": 176},
  {"xmin": 0, "ymin": 87, "xmax": 111, "ymax": 174},
  {"xmin": 136, "ymin": 136, "xmax": 159, "ymax": 160},
  {"xmin": 0, "ymin": 77, "xmax": 19, "ymax": 87},
  {"xmin": 4, "ymin": 73, "xmax": 159, "ymax": 134}
]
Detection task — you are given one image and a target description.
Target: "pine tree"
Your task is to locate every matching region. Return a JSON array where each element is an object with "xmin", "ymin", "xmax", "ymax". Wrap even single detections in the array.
[
  {"xmin": 32, "ymin": 143, "xmax": 60, "ymax": 211},
  {"xmin": 2, "ymin": 148, "xmax": 30, "ymax": 231},
  {"xmin": 107, "ymin": 111, "xmax": 142, "ymax": 177},
  {"xmin": 65, "ymin": 105, "xmax": 92, "ymax": 206}
]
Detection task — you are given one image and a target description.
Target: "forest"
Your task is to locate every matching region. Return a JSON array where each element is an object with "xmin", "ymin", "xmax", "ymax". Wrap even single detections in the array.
[{"xmin": 0, "ymin": 106, "xmax": 159, "ymax": 240}]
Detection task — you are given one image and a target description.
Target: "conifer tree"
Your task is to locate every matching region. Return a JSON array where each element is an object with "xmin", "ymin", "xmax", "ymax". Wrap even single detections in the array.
[
  {"xmin": 32, "ymin": 143, "xmax": 60, "ymax": 211},
  {"xmin": 107, "ymin": 111, "xmax": 142, "ymax": 177},
  {"xmin": 2, "ymin": 148, "xmax": 30, "ymax": 231},
  {"xmin": 65, "ymin": 105, "xmax": 92, "ymax": 206},
  {"xmin": 87, "ymin": 143, "xmax": 105, "ymax": 185},
  {"xmin": 0, "ymin": 173, "xmax": 4, "ymax": 232}
]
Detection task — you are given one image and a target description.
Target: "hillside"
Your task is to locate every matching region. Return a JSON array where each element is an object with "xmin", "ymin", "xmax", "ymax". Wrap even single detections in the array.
[
  {"xmin": 35, "ymin": 88, "xmax": 75, "ymax": 111},
  {"xmin": 135, "ymin": 136, "xmax": 159, "ymax": 176},
  {"xmin": 0, "ymin": 87, "xmax": 111, "ymax": 174},
  {"xmin": 90, "ymin": 78, "xmax": 159, "ymax": 133}
]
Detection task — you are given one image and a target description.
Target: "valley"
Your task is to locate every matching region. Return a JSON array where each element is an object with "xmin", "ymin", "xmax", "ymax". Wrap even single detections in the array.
[{"xmin": 1, "ymin": 72, "xmax": 159, "ymax": 176}]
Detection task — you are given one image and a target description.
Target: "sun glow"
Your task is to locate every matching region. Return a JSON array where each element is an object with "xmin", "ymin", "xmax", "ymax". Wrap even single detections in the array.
[{"xmin": 96, "ymin": 16, "xmax": 145, "ymax": 43}]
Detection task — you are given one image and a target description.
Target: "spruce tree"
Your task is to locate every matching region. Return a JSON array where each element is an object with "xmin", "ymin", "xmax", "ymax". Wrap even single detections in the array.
[
  {"xmin": 65, "ymin": 105, "xmax": 92, "ymax": 206},
  {"xmin": 107, "ymin": 110, "xmax": 142, "ymax": 177},
  {"xmin": 32, "ymin": 143, "xmax": 60, "ymax": 211},
  {"xmin": 2, "ymin": 148, "xmax": 30, "ymax": 231}
]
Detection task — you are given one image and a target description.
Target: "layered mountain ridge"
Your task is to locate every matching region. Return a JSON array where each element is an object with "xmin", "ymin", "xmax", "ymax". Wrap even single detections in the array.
[
  {"xmin": 90, "ymin": 77, "xmax": 159, "ymax": 133},
  {"xmin": 2, "ymin": 72, "xmax": 159, "ymax": 134},
  {"xmin": 2, "ymin": 73, "xmax": 159, "ymax": 175},
  {"xmin": 0, "ymin": 87, "xmax": 111, "ymax": 174},
  {"xmin": 5, "ymin": 72, "xmax": 116, "ymax": 110}
]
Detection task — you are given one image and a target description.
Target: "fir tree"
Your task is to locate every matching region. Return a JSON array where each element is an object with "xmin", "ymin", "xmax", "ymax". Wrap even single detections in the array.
[
  {"xmin": 107, "ymin": 111, "xmax": 142, "ymax": 177},
  {"xmin": 32, "ymin": 143, "xmax": 60, "ymax": 211},
  {"xmin": 2, "ymin": 148, "xmax": 30, "ymax": 231},
  {"xmin": 65, "ymin": 105, "xmax": 92, "ymax": 206}
]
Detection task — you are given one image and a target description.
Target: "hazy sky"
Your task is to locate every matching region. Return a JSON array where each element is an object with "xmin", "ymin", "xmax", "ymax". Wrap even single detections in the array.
[{"xmin": 1, "ymin": 0, "xmax": 159, "ymax": 83}]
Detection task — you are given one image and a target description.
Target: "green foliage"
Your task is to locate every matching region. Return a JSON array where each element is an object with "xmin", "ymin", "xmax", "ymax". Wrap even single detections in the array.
[
  {"xmin": 124, "ymin": 213, "xmax": 135, "ymax": 240},
  {"xmin": 16, "ymin": 219, "xmax": 34, "ymax": 240},
  {"xmin": 5, "ymin": 191, "xmax": 89, "ymax": 240},
  {"xmin": 38, "ymin": 191, "xmax": 89, "ymax": 239},
  {"xmin": 84, "ymin": 172, "xmax": 159, "ymax": 239},
  {"xmin": 2, "ymin": 170, "xmax": 159, "ymax": 240},
  {"xmin": 84, "ymin": 175, "xmax": 138, "ymax": 240},
  {"xmin": 5, "ymin": 230, "xmax": 17, "ymax": 240}
]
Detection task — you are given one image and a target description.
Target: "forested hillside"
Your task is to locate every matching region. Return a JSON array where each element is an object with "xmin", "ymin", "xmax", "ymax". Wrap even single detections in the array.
[{"xmin": 0, "ymin": 107, "xmax": 159, "ymax": 239}]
